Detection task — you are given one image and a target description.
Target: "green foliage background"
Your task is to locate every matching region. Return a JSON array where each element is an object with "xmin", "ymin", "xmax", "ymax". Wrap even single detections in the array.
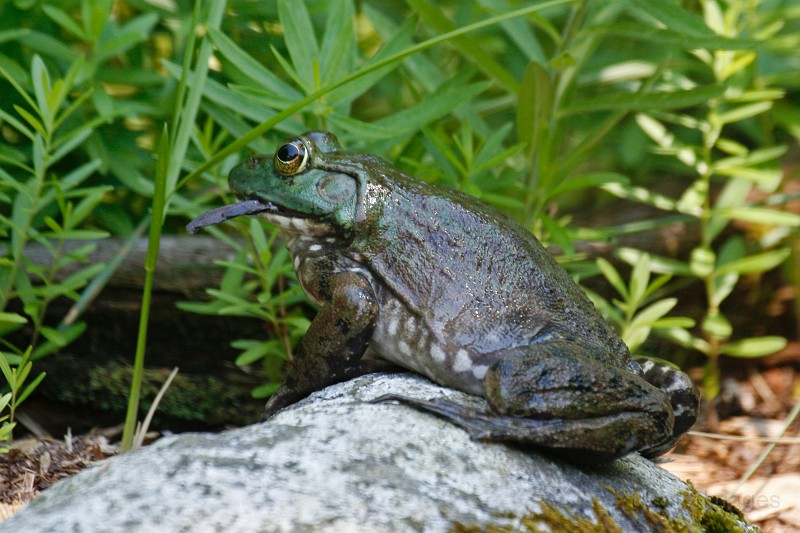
[{"xmin": 1, "ymin": 0, "xmax": 799, "ymax": 414}]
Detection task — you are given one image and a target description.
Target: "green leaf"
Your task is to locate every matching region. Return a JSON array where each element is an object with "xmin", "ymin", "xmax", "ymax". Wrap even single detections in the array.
[
  {"xmin": 94, "ymin": 13, "xmax": 159, "ymax": 63},
  {"xmin": 371, "ymin": 78, "xmax": 489, "ymax": 136},
  {"xmin": 630, "ymin": 298, "xmax": 677, "ymax": 329},
  {"xmin": 278, "ymin": 0, "xmax": 318, "ymax": 92},
  {"xmin": 600, "ymin": 182, "xmax": 679, "ymax": 212},
  {"xmin": 32, "ymin": 322, "xmax": 87, "ymax": 360},
  {"xmin": 713, "ymin": 167, "xmax": 782, "ymax": 189},
  {"xmin": 208, "ymin": 29, "xmax": 300, "ymax": 100},
  {"xmin": 663, "ymin": 327, "xmax": 711, "ymax": 354},
  {"xmin": 42, "ymin": 5, "xmax": 88, "ymax": 40},
  {"xmin": 592, "ymin": 24, "xmax": 759, "ymax": 50},
  {"xmin": 0, "ymin": 29, "xmax": 30, "ymax": 45},
  {"xmin": 326, "ymin": 16, "xmax": 415, "ymax": 104},
  {"xmin": 30, "ymin": 55, "xmax": 52, "ymax": 128},
  {"xmin": 517, "ymin": 60, "xmax": 552, "ymax": 149},
  {"xmin": 721, "ymin": 336, "xmax": 786, "ymax": 358},
  {"xmin": 0, "ymin": 107, "xmax": 34, "ymax": 141},
  {"xmin": 0, "ymin": 353, "xmax": 13, "ymax": 385},
  {"xmin": 234, "ymin": 340, "xmax": 271, "ymax": 366},
  {"xmin": 318, "ymin": 0, "xmax": 355, "ymax": 86},
  {"xmin": 651, "ymin": 317, "xmax": 695, "ymax": 329},
  {"xmin": 629, "ymin": 0, "xmax": 715, "ymax": 36},
  {"xmin": 0, "ymin": 392, "xmax": 11, "ymax": 412},
  {"xmin": 716, "ymin": 101, "xmax": 773, "ymax": 125},
  {"xmin": 13, "ymin": 105, "xmax": 46, "ymax": 138},
  {"xmin": 20, "ymin": 31, "xmax": 80, "ymax": 62},
  {"xmin": 707, "ymin": 179, "xmax": 752, "ymax": 240},
  {"xmin": 715, "ymin": 249, "xmax": 790, "ymax": 276},
  {"xmin": 629, "ymin": 254, "xmax": 651, "ymax": 306},
  {"xmin": 562, "ymin": 85, "xmax": 726, "ymax": 115},
  {"xmin": 702, "ymin": 312, "xmax": 732, "ymax": 340},
  {"xmin": 596, "ymin": 258, "xmax": 628, "ymax": 299},
  {"xmin": 715, "ymin": 207, "xmax": 800, "ymax": 227},
  {"xmin": 50, "ymin": 127, "xmax": 93, "ymax": 166},
  {"xmin": 17, "ymin": 371, "xmax": 45, "ymax": 405},
  {"xmin": 482, "ymin": 0, "xmax": 547, "ymax": 63},
  {"xmin": 40, "ymin": 327, "xmax": 68, "ymax": 348},
  {"xmin": 617, "ymin": 247, "xmax": 693, "ymax": 276},
  {"xmin": 547, "ymin": 172, "xmax": 630, "ymax": 200},
  {"xmin": 407, "ymin": 0, "xmax": 519, "ymax": 92},
  {"xmin": 67, "ymin": 186, "xmax": 111, "ymax": 229},
  {"xmin": 0, "ymin": 312, "xmax": 27, "ymax": 326}
]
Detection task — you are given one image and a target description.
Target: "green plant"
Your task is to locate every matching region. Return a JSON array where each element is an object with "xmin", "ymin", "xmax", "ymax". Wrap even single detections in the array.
[
  {"xmin": 0, "ymin": 347, "xmax": 45, "ymax": 448},
  {"xmin": 590, "ymin": 255, "xmax": 695, "ymax": 354},
  {"xmin": 178, "ymin": 221, "xmax": 310, "ymax": 398},
  {"xmin": 0, "ymin": 392, "xmax": 13, "ymax": 452},
  {"xmin": 595, "ymin": 0, "xmax": 799, "ymax": 398},
  {"xmin": 0, "ymin": 55, "xmax": 109, "ymax": 360},
  {"xmin": 178, "ymin": 0, "xmax": 799, "ymax": 401}
]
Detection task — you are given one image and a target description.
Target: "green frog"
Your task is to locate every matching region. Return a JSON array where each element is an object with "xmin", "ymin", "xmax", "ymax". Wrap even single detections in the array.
[{"xmin": 188, "ymin": 131, "xmax": 698, "ymax": 463}]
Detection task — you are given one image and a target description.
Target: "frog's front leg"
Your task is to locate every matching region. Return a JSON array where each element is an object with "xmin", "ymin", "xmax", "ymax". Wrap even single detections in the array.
[
  {"xmin": 378, "ymin": 340, "xmax": 675, "ymax": 463},
  {"xmin": 263, "ymin": 271, "xmax": 394, "ymax": 419}
]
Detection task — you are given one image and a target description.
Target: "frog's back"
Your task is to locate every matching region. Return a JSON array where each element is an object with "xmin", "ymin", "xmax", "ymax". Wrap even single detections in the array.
[{"xmin": 355, "ymin": 170, "xmax": 631, "ymax": 386}]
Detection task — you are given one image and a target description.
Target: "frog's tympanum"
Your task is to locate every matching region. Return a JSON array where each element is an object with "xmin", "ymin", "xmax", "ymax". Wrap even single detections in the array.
[{"xmin": 188, "ymin": 131, "xmax": 698, "ymax": 463}]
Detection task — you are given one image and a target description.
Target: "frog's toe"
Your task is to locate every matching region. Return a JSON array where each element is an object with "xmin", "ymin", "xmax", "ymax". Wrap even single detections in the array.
[
  {"xmin": 635, "ymin": 356, "xmax": 700, "ymax": 457},
  {"xmin": 372, "ymin": 395, "xmax": 498, "ymax": 439}
]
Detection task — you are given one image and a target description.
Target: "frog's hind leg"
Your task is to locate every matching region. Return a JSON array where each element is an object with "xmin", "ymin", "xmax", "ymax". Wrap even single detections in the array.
[
  {"xmin": 635, "ymin": 357, "xmax": 699, "ymax": 458},
  {"xmin": 373, "ymin": 394, "xmax": 652, "ymax": 462},
  {"xmin": 377, "ymin": 342, "xmax": 676, "ymax": 463}
]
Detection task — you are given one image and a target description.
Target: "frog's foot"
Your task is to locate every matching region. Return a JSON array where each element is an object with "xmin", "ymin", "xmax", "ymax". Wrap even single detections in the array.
[
  {"xmin": 373, "ymin": 394, "xmax": 646, "ymax": 463},
  {"xmin": 635, "ymin": 357, "xmax": 700, "ymax": 458}
]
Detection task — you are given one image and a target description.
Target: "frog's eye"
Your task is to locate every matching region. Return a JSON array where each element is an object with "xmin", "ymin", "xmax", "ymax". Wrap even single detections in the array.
[{"xmin": 274, "ymin": 141, "xmax": 309, "ymax": 175}]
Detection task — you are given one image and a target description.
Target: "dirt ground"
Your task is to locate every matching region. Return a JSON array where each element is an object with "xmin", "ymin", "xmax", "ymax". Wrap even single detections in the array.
[{"xmin": 1, "ymin": 365, "xmax": 798, "ymax": 531}]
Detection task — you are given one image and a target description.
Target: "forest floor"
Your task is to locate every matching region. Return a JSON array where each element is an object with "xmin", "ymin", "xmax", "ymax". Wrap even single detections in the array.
[{"xmin": 1, "ymin": 364, "xmax": 798, "ymax": 531}]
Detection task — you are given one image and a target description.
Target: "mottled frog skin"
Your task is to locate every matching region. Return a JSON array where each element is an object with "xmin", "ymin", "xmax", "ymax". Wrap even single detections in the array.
[{"xmin": 188, "ymin": 131, "xmax": 698, "ymax": 463}]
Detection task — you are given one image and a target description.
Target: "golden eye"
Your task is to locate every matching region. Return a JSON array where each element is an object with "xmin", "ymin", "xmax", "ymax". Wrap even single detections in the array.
[{"xmin": 274, "ymin": 141, "xmax": 309, "ymax": 175}]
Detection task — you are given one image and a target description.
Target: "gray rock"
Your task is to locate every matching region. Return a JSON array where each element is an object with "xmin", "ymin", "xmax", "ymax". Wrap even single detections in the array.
[{"xmin": 2, "ymin": 373, "xmax": 752, "ymax": 532}]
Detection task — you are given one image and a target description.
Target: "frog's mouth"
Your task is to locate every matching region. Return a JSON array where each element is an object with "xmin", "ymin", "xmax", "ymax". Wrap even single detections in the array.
[{"xmin": 186, "ymin": 199, "xmax": 274, "ymax": 234}]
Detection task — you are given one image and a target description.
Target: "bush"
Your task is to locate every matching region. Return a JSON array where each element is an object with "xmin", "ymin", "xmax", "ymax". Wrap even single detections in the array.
[{"xmin": 2, "ymin": 0, "xmax": 798, "ymax": 412}]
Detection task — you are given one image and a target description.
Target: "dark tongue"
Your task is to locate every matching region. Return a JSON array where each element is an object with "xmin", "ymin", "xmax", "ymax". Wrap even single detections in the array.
[{"xmin": 186, "ymin": 199, "xmax": 273, "ymax": 234}]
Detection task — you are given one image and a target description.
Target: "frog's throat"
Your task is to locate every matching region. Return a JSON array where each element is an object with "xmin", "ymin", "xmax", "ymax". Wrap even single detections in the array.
[
  {"xmin": 186, "ymin": 199, "xmax": 273, "ymax": 234},
  {"xmin": 257, "ymin": 210, "xmax": 335, "ymax": 237}
]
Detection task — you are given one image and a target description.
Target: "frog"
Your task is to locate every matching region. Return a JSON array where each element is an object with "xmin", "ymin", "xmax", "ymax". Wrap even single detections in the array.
[{"xmin": 187, "ymin": 131, "xmax": 699, "ymax": 463}]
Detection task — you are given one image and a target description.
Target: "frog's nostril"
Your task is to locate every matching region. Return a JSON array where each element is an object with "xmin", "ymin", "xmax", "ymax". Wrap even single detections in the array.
[{"xmin": 247, "ymin": 155, "xmax": 268, "ymax": 169}]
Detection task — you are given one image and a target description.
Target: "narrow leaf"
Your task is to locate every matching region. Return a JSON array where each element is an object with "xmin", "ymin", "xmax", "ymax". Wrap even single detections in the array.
[
  {"xmin": 629, "ymin": 0, "xmax": 715, "ymax": 36},
  {"xmin": 0, "ymin": 312, "xmax": 27, "ymax": 325},
  {"xmin": 596, "ymin": 258, "xmax": 628, "ymax": 299},
  {"xmin": 721, "ymin": 337, "xmax": 787, "ymax": 358},
  {"xmin": 562, "ymin": 85, "xmax": 726, "ymax": 115},
  {"xmin": 278, "ymin": 0, "xmax": 318, "ymax": 91},
  {"xmin": 715, "ymin": 249, "xmax": 790, "ymax": 276},
  {"xmin": 517, "ymin": 61, "xmax": 552, "ymax": 150},
  {"xmin": 716, "ymin": 207, "xmax": 800, "ymax": 227},
  {"xmin": 630, "ymin": 298, "xmax": 677, "ymax": 329},
  {"xmin": 208, "ymin": 28, "xmax": 301, "ymax": 99},
  {"xmin": 407, "ymin": 0, "xmax": 519, "ymax": 92},
  {"xmin": 42, "ymin": 5, "xmax": 88, "ymax": 40},
  {"xmin": 592, "ymin": 24, "xmax": 758, "ymax": 50}
]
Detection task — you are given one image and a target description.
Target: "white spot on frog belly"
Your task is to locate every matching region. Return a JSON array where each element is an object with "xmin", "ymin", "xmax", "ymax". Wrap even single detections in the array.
[
  {"xmin": 452, "ymin": 349, "xmax": 473, "ymax": 372},
  {"xmin": 388, "ymin": 317, "xmax": 399, "ymax": 336},
  {"xmin": 308, "ymin": 244, "xmax": 322, "ymax": 252},
  {"xmin": 405, "ymin": 315, "xmax": 416, "ymax": 335},
  {"xmin": 398, "ymin": 341, "xmax": 412, "ymax": 356},
  {"xmin": 471, "ymin": 364, "xmax": 489, "ymax": 380},
  {"xmin": 430, "ymin": 344, "xmax": 446, "ymax": 362}
]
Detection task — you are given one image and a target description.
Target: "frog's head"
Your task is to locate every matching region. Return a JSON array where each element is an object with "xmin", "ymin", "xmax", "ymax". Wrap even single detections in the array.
[{"xmin": 187, "ymin": 132, "xmax": 376, "ymax": 237}]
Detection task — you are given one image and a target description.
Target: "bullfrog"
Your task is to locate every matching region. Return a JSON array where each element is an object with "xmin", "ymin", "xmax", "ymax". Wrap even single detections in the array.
[{"xmin": 188, "ymin": 131, "xmax": 698, "ymax": 463}]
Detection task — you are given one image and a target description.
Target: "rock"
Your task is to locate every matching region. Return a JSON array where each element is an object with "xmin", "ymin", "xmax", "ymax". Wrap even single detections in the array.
[{"xmin": 1, "ymin": 373, "xmax": 753, "ymax": 532}]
